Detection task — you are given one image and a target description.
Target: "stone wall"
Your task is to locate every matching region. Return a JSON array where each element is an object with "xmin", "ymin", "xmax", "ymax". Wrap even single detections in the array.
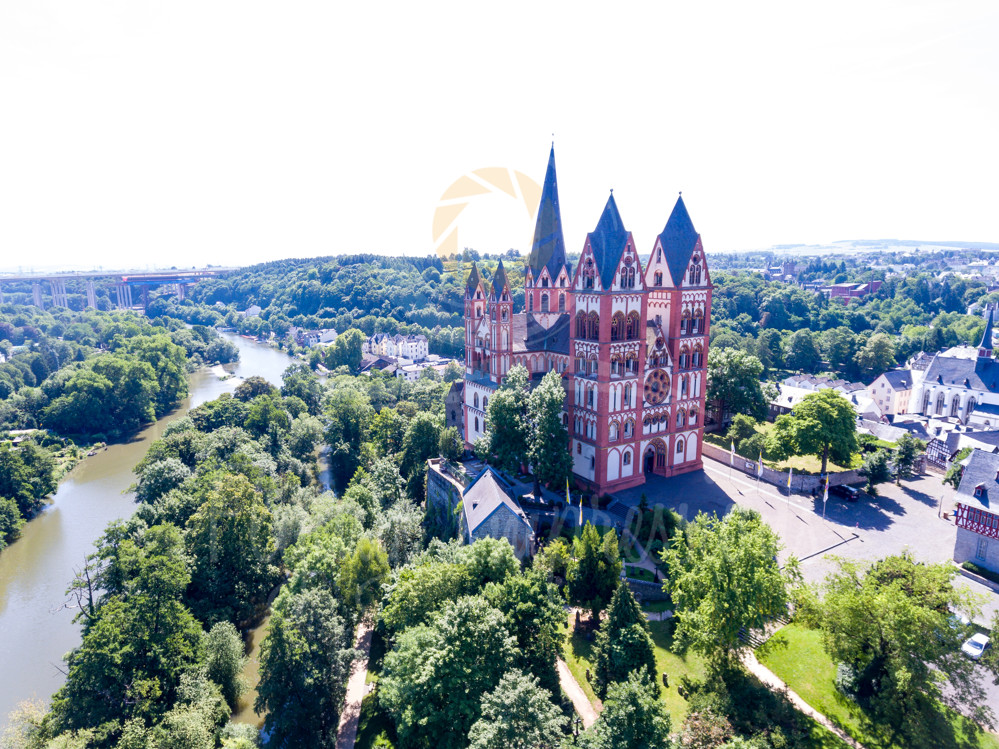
[
  {"xmin": 954, "ymin": 526, "xmax": 999, "ymax": 574},
  {"xmin": 625, "ymin": 577, "xmax": 670, "ymax": 602},
  {"xmin": 701, "ymin": 441, "xmax": 865, "ymax": 492},
  {"xmin": 473, "ymin": 509, "xmax": 533, "ymax": 560}
]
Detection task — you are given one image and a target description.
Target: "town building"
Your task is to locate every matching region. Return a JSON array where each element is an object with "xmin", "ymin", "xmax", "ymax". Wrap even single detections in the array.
[
  {"xmin": 867, "ymin": 370, "xmax": 913, "ymax": 417},
  {"xmin": 907, "ymin": 309, "xmax": 999, "ymax": 423},
  {"xmin": 462, "ymin": 147, "xmax": 712, "ymax": 494},
  {"xmin": 770, "ymin": 375, "xmax": 879, "ymax": 421},
  {"xmin": 363, "ymin": 333, "xmax": 429, "ymax": 361},
  {"xmin": 953, "ymin": 449, "xmax": 999, "ymax": 574},
  {"xmin": 426, "ymin": 459, "xmax": 534, "ymax": 559}
]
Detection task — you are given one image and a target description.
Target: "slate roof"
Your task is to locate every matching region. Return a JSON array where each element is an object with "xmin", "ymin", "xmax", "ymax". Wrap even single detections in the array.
[
  {"xmin": 524, "ymin": 313, "xmax": 571, "ymax": 355},
  {"xmin": 511, "ymin": 313, "xmax": 529, "ymax": 353},
  {"xmin": 587, "ymin": 193, "xmax": 630, "ymax": 290},
  {"xmin": 956, "ymin": 449, "xmax": 999, "ymax": 511},
  {"xmin": 659, "ymin": 195, "xmax": 700, "ymax": 287},
  {"xmin": 527, "ymin": 146, "xmax": 567, "ymax": 281},
  {"xmin": 972, "ymin": 403, "xmax": 999, "ymax": 417},
  {"xmin": 489, "ymin": 260, "xmax": 509, "ymax": 301},
  {"xmin": 462, "ymin": 467, "xmax": 532, "ymax": 534},
  {"xmin": 923, "ymin": 353, "xmax": 999, "ymax": 393},
  {"xmin": 979, "ymin": 308, "xmax": 995, "ymax": 350},
  {"xmin": 878, "ymin": 370, "xmax": 912, "ymax": 390},
  {"xmin": 466, "ymin": 262, "xmax": 482, "ymax": 292}
]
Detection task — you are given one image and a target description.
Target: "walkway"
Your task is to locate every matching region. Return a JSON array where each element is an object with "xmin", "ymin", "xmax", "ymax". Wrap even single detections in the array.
[
  {"xmin": 741, "ymin": 650, "xmax": 866, "ymax": 749},
  {"xmin": 336, "ymin": 618, "xmax": 374, "ymax": 749},
  {"xmin": 556, "ymin": 658, "xmax": 600, "ymax": 729}
]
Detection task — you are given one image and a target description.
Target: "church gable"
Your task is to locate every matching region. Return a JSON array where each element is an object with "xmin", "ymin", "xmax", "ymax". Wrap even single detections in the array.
[
  {"xmin": 645, "ymin": 236, "xmax": 676, "ymax": 288},
  {"xmin": 609, "ymin": 237, "xmax": 644, "ymax": 292},
  {"xmin": 678, "ymin": 239, "xmax": 709, "ymax": 288},
  {"xmin": 574, "ymin": 242, "xmax": 603, "ymax": 292}
]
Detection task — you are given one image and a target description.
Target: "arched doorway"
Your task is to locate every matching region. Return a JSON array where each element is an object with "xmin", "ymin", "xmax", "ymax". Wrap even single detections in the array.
[{"xmin": 644, "ymin": 447, "xmax": 656, "ymax": 474}]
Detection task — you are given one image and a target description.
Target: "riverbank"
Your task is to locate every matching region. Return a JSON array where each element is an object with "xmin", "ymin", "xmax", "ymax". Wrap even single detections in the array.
[{"xmin": 0, "ymin": 332, "xmax": 299, "ymax": 726}]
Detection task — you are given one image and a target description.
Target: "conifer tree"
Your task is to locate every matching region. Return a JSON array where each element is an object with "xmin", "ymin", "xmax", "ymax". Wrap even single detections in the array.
[{"xmin": 592, "ymin": 582, "xmax": 658, "ymax": 697}]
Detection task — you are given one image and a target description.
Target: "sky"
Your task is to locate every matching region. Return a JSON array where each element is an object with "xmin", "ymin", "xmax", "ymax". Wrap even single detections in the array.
[{"xmin": 0, "ymin": 1, "xmax": 997, "ymax": 272}]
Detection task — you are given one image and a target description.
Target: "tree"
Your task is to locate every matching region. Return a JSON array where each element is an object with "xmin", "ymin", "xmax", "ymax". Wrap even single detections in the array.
[
  {"xmin": 400, "ymin": 412, "xmax": 441, "ymax": 501},
  {"xmin": 891, "ymin": 433, "xmax": 925, "ymax": 485},
  {"xmin": 484, "ymin": 365, "xmax": 531, "ymax": 473},
  {"xmin": 527, "ymin": 370, "xmax": 572, "ymax": 495},
  {"xmin": 767, "ymin": 389, "xmax": 859, "ymax": 474},
  {"xmin": 817, "ymin": 553, "xmax": 991, "ymax": 737},
  {"xmin": 234, "ymin": 375, "xmax": 276, "ymax": 402},
  {"xmin": 466, "ymin": 670, "xmax": 567, "ymax": 749},
  {"xmin": 784, "ymin": 329, "xmax": 821, "ymax": 373},
  {"xmin": 287, "ymin": 413, "xmax": 324, "ymax": 461},
  {"xmin": 438, "ymin": 425, "xmax": 464, "ymax": 462},
  {"xmin": 707, "ymin": 348, "xmax": 769, "ymax": 421},
  {"xmin": 577, "ymin": 673, "xmax": 672, "ymax": 749},
  {"xmin": 724, "ymin": 414, "xmax": 758, "ymax": 447},
  {"xmin": 0, "ymin": 496, "xmax": 25, "ymax": 549},
  {"xmin": 821, "ymin": 326, "xmax": 858, "ymax": 372},
  {"xmin": 341, "ymin": 536, "xmax": 390, "ymax": 613},
  {"xmin": 381, "ymin": 561, "xmax": 472, "ymax": 632},
  {"xmin": 567, "ymin": 523, "xmax": 622, "ymax": 623},
  {"xmin": 943, "ymin": 447, "xmax": 972, "ymax": 489},
  {"xmin": 380, "ymin": 596, "xmax": 518, "ymax": 749},
  {"xmin": 256, "ymin": 587, "xmax": 357, "ymax": 749},
  {"xmin": 185, "ymin": 474, "xmax": 278, "ymax": 625},
  {"xmin": 204, "ymin": 621, "xmax": 247, "ymax": 711},
  {"xmin": 378, "ymin": 498, "xmax": 424, "ymax": 568},
  {"xmin": 324, "ymin": 386, "xmax": 374, "ymax": 492},
  {"xmin": 483, "ymin": 569, "xmax": 566, "ymax": 694},
  {"xmin": 281, "ymin": 363, "xmax": 322, "ymax": 415},
  {"xmin": 663, "ymin": 508, "xmax": 793, "ymax": 662},
  {"xmin": 859, "ymin": 449, "xmax": 891, "ymax": 495},
  {"xmin": 331, "ymin": 329, "xmax": 365, "ymax": 373},
  {"xmin": 371, "ymin": 407, "xmax": 408, "ymax": 457},
  {"xmin": 52, "ymin": 525, "xmax": 205, "ymax": 733},
  {"xmin": 135, "ymin": 457, "xmax": 192, "ymax": 504},
  {"xmin": 459, "ymin": 536, "xmax": 519, "ymax": 588},
  {"xmin": 854, "ymin": 332, "xmax": 896, "ymax": 377},
  {"xmin": 592, "ymin": 583, "xmax": 658, "ymax": 698}
]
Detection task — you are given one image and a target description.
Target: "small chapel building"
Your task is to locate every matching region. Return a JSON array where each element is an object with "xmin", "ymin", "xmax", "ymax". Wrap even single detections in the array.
[{"xmin": 462, "ymin": 147, "xmax": 712, "ymax": 495}]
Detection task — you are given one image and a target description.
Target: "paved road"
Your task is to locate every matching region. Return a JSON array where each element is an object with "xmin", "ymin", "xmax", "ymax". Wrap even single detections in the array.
[
  {"xmin": 336, "ymin": 619, "xmax": 374, "ymax": 749},
  {"xmin": 557, "ymin": 658, "xmax": 599, "ymax": 729}
]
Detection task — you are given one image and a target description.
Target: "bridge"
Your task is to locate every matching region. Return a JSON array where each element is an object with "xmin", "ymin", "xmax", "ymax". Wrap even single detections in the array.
[{"xmin": 0, "ymin": 268, "xmax": 238, "ymax": 311}]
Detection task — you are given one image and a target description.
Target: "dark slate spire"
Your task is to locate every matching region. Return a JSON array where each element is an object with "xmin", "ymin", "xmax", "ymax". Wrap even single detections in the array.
[
  {"xmin": 466, "ymin": 261, "xmax": 482, "ymax": 292},
  {"xmin": 979, "ymin": 307, "xmax": 995, "ymax": 355},
  {"xmin": 490, "ymin": 259, "xmax": 509, "ymax": 301},
  {"xmin": 527, "ymin": 146, "xmax": 567, "ymax": 280},
  {"xmin": 588, "ymin": 192, "xmax": 629, "ymax": 290},
  {"xmin": 659, "ymin": 194, "xmax": 700, "ymax": 286}
]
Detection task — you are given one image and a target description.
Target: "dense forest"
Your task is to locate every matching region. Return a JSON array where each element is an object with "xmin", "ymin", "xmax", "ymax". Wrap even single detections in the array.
[{"xmin": 0, "ymin": 305, "xmax": 239, "ymax": 548}]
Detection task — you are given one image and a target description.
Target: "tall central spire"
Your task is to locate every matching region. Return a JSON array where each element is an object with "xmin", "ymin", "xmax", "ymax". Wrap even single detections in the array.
[{"xmin": 527, "ymin": 146, "xmax": 567, "ymax": 279}]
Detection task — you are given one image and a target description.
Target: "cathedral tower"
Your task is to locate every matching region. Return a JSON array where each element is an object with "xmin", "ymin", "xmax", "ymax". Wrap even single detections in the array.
[{"xmin": 525, "ymin": 147, "xmax": 574, "ymax": 328}]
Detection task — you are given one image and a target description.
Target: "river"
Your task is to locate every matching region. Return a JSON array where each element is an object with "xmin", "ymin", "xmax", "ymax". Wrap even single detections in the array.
[{"xmin": 0, "ymin": 333, "xmax": 297, "ymax": 724}]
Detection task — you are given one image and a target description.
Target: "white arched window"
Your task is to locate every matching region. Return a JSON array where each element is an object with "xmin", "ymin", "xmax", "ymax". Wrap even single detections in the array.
[{"xmin": 676, "ymin": 438, "xmax": 685, "ymax": 454}]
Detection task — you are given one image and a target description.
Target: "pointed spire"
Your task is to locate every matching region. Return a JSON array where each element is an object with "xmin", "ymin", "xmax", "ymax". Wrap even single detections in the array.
[
  {"xmin": 465, "ymin": 261, "xmax": 482, "ymax": 292},
  {"xmin": 979, "ymin": 306, "xmax": 994, "ymax": 355},
  {"xmin": 659, "ymin": 194, "xmax": 700, "ymax": 286},
  {"xmin": 527, "ymin": 146, "xmax": 567, "ymax": 281},
  {"xmin": 588, "ymin": 192, "xmax": 630, "ymax": 290},
  {"xmin": 490, "ymin": 259, "xmax": 509, "ymax": 301}
]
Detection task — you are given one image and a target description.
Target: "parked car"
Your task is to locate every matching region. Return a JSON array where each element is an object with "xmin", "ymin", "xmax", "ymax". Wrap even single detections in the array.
[
  {"xmin": 961, "ymin": 633, "xmax": 990, "ymax": 660},
  {"xmin": 830, "ymin": 484, "xmax": 860, "ymax": 502}
]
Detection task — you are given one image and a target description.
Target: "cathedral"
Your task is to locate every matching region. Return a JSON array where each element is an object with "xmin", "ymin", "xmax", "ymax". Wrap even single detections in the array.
[{"xmin": 462, "ymin": 147, "xmax": 712, "ymax": 494}]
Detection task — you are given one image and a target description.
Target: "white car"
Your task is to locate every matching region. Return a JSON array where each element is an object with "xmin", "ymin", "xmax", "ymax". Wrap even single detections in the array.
[{"xmin": 961, "ymin": 633, "xmax": 990, "ymax": 660}]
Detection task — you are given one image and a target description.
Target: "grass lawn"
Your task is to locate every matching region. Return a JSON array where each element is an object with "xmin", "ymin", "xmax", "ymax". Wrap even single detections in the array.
[
  {"xmin": 563, "ymin": 612, "xmax": 601, "ymax": 706},
  {"xmin": 758, "ymin": 624, "xmax": 999, "ymax": 749},
  {"xmin": 648, "ymin": 618, "xmax": 709, "ymax": 725},
  {"xmin": 705, "ymin": 424, "xmax": 862, "ymax": 473}
]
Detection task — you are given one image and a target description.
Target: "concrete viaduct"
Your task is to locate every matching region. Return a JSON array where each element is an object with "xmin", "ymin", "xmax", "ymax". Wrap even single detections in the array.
[{"xmin": 0, "ymin": 268, "xmax": 236, "ymax": 311}]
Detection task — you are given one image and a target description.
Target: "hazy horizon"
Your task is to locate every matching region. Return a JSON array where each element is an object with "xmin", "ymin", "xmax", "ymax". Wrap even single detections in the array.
[{"xmin": 2, "ymin": 1, "xmax": 997, "ymax": 270}]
